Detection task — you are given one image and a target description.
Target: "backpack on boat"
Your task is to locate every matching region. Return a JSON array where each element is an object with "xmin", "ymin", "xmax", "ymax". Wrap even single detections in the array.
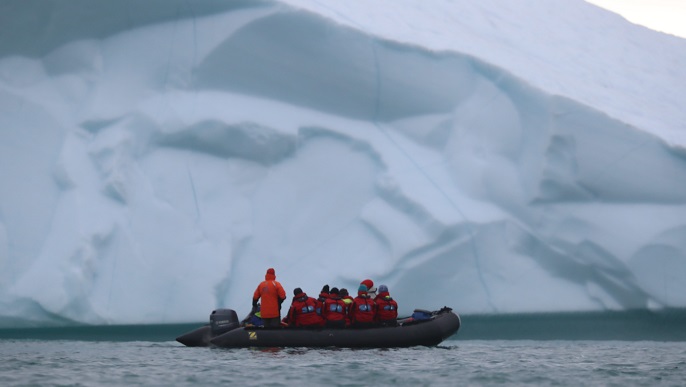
[
  {"xmin": 411, "ymin": 309, "xmax": 433, "ymax": 321},
  {"xmin": 242, "ymin": 304, "xmax": 264, "ymax": 327}
]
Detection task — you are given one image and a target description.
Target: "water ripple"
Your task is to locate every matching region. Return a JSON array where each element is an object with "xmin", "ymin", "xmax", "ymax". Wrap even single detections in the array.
[{"xmin": 1, "ymin": 339, "xmax": 686, "ymax": 386}]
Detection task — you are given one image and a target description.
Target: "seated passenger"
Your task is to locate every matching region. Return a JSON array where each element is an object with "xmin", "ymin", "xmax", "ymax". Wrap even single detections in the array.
[
  {"xmin": 340, "ymin": 288, "xmax": 354, "ymax": 306},
  {"xmin": 349, "ymin": 284, "xmax": 377, "ymax": 328},
  {"xmin": 374, "ymin": 284, "xmax": 398, "ymax": 326},
  {"xmin": 339, "ymin": 288, "xmax": 354, "ymax": 327},
  {"xmin": 316, "ymin": 284, "xmax": 330, "ymax": 316},
  {"xmin": 323, "ymin": 287, "xmax": 347, "ymax": 328},
  {"xmin": 285, "ymin": 288, "xmax": 324, "ymax": 328}
]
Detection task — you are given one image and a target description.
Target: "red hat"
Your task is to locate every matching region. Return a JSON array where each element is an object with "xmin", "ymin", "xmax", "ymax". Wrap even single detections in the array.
[{"xmin": 361, "ymin": 279, "xmax": 374, "ymax": 289}]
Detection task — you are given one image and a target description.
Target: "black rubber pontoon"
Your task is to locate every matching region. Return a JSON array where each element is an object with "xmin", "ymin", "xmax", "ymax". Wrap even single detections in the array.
[{"xmin": 176, "ymin": 307, "xmax": 460, "ymax": 348}]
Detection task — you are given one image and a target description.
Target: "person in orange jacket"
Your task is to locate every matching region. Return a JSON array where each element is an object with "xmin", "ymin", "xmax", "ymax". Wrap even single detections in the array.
[{"xmin": 252, "ymin": 268, "xmax": 286, "ymax": 328}]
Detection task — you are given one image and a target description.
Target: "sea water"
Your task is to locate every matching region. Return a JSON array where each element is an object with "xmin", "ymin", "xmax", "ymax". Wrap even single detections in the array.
[
  {"xmin": 2, "ymin": 338, "xmax": 686, "ymax": 386},
  {"xmin": 2, "ymin": 311, "xmax": 686, "ymax": 386}
]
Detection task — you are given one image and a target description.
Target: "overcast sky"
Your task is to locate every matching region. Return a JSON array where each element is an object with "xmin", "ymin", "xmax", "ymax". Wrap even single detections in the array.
[{"xmin": 586, "ymin": 0, "xmax": 686, "ymax": 38}]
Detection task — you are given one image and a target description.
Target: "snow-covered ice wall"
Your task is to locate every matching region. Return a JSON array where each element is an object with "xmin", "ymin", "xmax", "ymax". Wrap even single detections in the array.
[{"xmin": 1, "ymin": 0, "xmax": 685, "ymax": 326}]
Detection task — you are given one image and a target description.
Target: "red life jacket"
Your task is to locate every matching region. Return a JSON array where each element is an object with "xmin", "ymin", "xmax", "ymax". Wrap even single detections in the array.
[
  {"xmin": 341, "ymin": 296, "xmax": 354, "ymax": 326},
  {"xmin": 287, "ymin": 293, "xmax": 324, "ymax": 327},
  {"xmin": 316, "ymin": 292, "xmax": 329, "ymax": 316},
  {"xmin": 375, "ymin": 294, "xmax": 398, "ymax": 322},
  {"xmin": 323, "ymin": 296, "xmax": 347, "ymax": 321},
  {"xmin": 350, "ymin": 295, "xmax": 376, "ymax": 323}
]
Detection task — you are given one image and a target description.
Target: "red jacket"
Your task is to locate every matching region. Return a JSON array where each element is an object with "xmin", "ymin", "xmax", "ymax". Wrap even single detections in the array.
[
  {"xmin": 323, "ymin": 296, "xmax": 347, "ymax": 322},
  {"xmin": 315, "ymin": 292, "xmax": 329, "ymax": 316},
  {"xmin": 286, "ymin": 293, "xmax": 324, "ymax": 327},
  {"xmin": 350, "ymin": 295, "xmax": 376, "ymax": 323},
  {"xmin": 341, "ymin": 296, "xmax": 354, "ymax": 325},
  {"xmin": 374, "ymin": 292, "xmax": 398, "ymax": 322},
  {"xmin": 252, "ymin": 272, "xmax": 286, "ymax": 319}
]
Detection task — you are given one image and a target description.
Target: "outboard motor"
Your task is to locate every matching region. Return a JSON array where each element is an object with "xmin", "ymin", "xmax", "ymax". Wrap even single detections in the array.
[{"xmin": 210, "ymin": 309, "xmax": 240, "ymax": 336}]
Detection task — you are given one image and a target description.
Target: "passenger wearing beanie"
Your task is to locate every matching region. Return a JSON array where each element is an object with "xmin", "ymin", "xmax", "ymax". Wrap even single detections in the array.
[
  {"xmin": 323, "ymin": 287, "xmax": 347, "ymax": 328},
  {"xmin": 284, "ymin": 288, "xmax": 324, "ymax": 328},
  {"xmin": 252, "ymin": 268, "xmax": 287, "ymax": 328},
  {"xmin": 349, "ymin": 284, "xmax": 377, "ymax": 328},
  {"xmin": 374, "ymin": 284, "xmax": 399, "ymax": 326}
]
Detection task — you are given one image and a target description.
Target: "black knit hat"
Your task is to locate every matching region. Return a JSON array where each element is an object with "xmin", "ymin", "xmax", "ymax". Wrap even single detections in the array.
[
  {"xmin": 340, "ymin": 288, "xmax": 349, "ymax": 297},
  {"xmin": 293, "ymin": 287, "xmax": 303, "ymax": 296},
  {"xmin": 330, "ymin": 287, "xmax": 339, "ymax": 295},
  {"xmin": 321, "ymin": 284, "xmax": 330, "ymax": 293}
]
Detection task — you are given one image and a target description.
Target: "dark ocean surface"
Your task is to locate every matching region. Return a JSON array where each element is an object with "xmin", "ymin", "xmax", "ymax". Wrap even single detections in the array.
[{"xmin": 2, "ymin": 311, "xmax": 685, "ymax": 386}]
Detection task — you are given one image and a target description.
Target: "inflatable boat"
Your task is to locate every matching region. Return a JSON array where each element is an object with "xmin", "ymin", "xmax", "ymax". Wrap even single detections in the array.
[{"xmin": 176, "ymin": 306, "xmax": 460, "ymax": 348}]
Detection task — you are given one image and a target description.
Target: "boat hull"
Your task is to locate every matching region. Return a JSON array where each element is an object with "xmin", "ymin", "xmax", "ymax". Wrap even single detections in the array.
[{"xmin": 176, "ymin": 307, "xmax": 460, "ymax": 348}]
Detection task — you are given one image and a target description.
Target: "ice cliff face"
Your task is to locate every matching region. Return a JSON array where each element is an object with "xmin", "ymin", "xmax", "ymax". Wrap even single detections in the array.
[{"xmin": 1, "ymin": 0, "xmax": 685, "ymax": 326}]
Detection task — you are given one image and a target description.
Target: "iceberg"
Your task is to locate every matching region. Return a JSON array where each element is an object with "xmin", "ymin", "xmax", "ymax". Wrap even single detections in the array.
[{"xmin": 0, "ymin": 0, "xmax": 685, "ymax": 326}]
